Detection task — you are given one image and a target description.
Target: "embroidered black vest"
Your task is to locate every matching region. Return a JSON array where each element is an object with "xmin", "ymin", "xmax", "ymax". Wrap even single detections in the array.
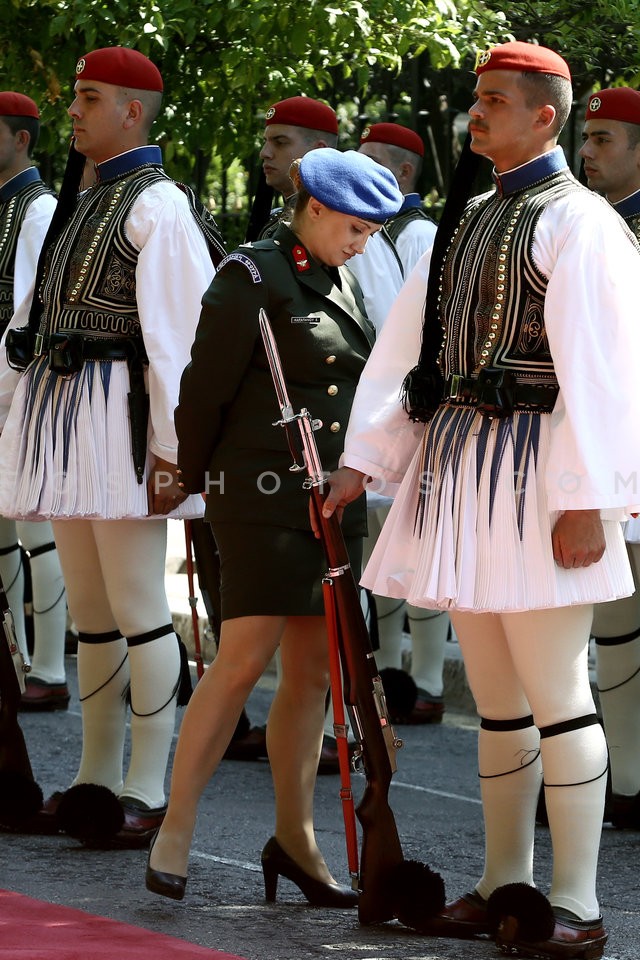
[
  {"xmin": 627, "ymin": 214, "xmax": 640, "ymax": 241},
  {"xmin": 36, "ymin": 166, "xmax": 224, "ymax": 343},
  {"xmin": 613, "ymin": 190, "xmax": 640, "ymax": 243},
  {"xmin": 439, "ymin": 169, "xmax": 582, "ymax": 387},
  {"xmin": 258, "ymin": 196, "xmax": 296, "ymax": 240},
  {"xmin": 0, "ymin": 178, "xmax": 54, "ymax": 333},
  {"xmin": 385, "ymin": 205, "xmax": 435, "ymax": 246},
  {"xmin": 38, "ymin": 167, "xmax": 178, "ymax": 340}
]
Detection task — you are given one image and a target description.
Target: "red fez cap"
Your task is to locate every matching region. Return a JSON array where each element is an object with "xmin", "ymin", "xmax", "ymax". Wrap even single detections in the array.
[
  {"xmin": 75, "ymin": 47, "xmax": 163, "ymax": 92},
  {"xmin": 0, "ymin": 92, "xmax": 39, "ymax": 119},
  {"xmin": 475, "ymin": 41, "xmax": 571, "ymax": 82},
  {"xmin": 360, "ymin": 122, "xmax": 424, "ymax": 157},
  {"xmin": 585, "ymin": 88, "xmax": 640, "ymax": 125},
  {"xmin": 264, "ymin": 96, "xmax": 338, "ymax": 135}
]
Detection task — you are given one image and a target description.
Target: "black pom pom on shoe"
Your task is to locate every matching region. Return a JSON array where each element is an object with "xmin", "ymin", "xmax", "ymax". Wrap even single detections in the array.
[
  {"xmin": 389, "ymin": 859, "xmax": 446, "ymax": 931},
  {"xmin": 487, "ymin": 882, "xmax": 555, "ymax": 942},
  {"xmin": 56, "ymin": 783, "xmax": 124, "ymax": 844},
  {"xmin": 378, "ymin": 667, "xmax": 418, "ymax": 722}
]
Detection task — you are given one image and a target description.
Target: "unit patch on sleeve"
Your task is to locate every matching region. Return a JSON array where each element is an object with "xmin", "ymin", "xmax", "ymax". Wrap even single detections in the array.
[{"xmin": 218, "ymin": 252, "xmax": 262, "ymax": 283}]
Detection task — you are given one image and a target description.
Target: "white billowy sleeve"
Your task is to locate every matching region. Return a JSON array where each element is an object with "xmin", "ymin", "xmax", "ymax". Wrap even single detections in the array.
[
  {"xmin": 395, "ymin": 217, "xmax": 437, "ymax": 278},
  {"xmin": 0, "ymin": 193, "xmax": 56, "ymax": 430},
  {"xmin": 535, "ymin": 191, "xmax": 640, "ymax": 515},
  {"xmin": 0, "ymin": 297, "xmax": 30, "ymax": 430},
  {"xmin": 347, "ymin": 231, "xmax": 405, "ymax": 335},
  {"xmin": 341, "ymin": 249, "xmax": 431, "ymax": 490},
  {"xmin": 126, "ymin": 182, "xmax": 216, "ymax": 464},
  {"xmin": 13, "ymin": 193, "xmax": 56, "ymax": 308}
]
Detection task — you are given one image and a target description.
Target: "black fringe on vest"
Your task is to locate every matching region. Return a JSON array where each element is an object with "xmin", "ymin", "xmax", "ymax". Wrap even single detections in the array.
[{"xmin": 401, "ymin": 136, "xmax": 482, "ymax": 422}]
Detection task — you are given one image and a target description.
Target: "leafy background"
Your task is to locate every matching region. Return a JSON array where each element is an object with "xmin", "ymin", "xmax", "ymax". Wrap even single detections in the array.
[{"xmin": 3, "ymin": 0, "xmax": 639, "ymax": 245}]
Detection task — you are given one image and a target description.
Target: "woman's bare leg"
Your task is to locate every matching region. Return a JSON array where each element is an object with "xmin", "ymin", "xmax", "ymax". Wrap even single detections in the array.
[
  {"xmin": 267, "ymin": 615, "xmax": 333, "ymax": 881},
  {"xmin": 150, "ymin": 615, "xmax": 284, "ymax": 876}
]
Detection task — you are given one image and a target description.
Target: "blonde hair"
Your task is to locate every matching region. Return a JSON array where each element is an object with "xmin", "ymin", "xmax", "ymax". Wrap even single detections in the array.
[{"xmin": 288, "ymin": 157, "xmax": 303, "ymax": 192}]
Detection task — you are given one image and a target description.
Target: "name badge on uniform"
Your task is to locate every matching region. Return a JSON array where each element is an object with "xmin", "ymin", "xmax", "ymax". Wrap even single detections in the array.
[{"xmin": 291, "ymin": 315, "xmax": 321, "ymax": 325}]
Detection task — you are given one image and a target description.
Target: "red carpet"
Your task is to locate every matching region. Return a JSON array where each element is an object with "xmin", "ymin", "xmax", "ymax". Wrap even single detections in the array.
[{"xmin": 0, "ymin": 889, "xmax": 248, "ymax": 959}]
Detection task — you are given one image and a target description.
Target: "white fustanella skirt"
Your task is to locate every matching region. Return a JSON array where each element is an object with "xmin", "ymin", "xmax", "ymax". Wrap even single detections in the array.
[
  {"xmin": 362, "ymin": 404, "xmax": 632, "ymax": 612},
  {"xmin": 0, "ymin": 357, "xmax": 203, "ymax": 521}
]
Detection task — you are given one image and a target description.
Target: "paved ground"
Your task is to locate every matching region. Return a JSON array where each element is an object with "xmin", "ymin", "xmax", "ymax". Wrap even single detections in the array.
[
  {"xmin": 2, "ymin": 521, "xmax": 638, "ymax": 960},
  {"xmin": 5, "ymin": 672, "xmax": 640, "ymax": 960}
]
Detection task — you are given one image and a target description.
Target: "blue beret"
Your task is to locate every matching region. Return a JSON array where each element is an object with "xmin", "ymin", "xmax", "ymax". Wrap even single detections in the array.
[{"xmin": 299, "ymin": 148, "xmax": 403, "ymax": 222}]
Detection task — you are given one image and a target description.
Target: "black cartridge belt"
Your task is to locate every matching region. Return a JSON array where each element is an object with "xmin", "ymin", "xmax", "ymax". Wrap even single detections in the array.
[
  {"xmin": 43, "ymin": 332, "xmax": 144, "ymax": 362},
  {"xmin": 445, "ymin": 372, "xmax": 558, "ymax": 415}
]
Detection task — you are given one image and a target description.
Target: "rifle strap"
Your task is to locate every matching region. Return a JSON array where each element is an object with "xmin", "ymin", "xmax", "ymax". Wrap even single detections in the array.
[
  {"xmin": 183, "ymin": 520, "xmax": 205, "ymax": 681},
  {"xmin": 322, "ymin": 577, "xmax": 359, "ymax": 884}
]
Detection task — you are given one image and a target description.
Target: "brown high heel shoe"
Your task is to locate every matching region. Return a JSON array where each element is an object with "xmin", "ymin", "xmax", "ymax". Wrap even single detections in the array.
[
  {"xmin": 260, "ymin": 836, "xmax": 358, "ymax": 908},
  {"xmin": 145, "ymin": 831, "xmax": 187, "ymax": 901}
]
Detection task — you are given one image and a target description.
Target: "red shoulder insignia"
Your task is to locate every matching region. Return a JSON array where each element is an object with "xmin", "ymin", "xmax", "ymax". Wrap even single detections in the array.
[{"xmin": 292, "ymin": 245, "xmax": 310, "ymax": 272}]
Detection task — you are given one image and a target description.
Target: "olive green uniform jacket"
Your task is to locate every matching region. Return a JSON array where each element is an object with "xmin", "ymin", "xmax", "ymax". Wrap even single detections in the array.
[{"xmin": 175, "ymin": 223, "xmax": 374, "ymax": 535}]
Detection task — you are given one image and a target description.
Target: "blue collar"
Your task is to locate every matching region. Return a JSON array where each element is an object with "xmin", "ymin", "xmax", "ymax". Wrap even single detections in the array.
[
  {"xmin": 96, "ymin": 146, "xmax": 162, "ymax": 182},
  {"xmin": 400, "ymin": 193, "xmax": 422, "ymax": 211},
  {"xmin": 0, "ymin": 166, "xmax": 42, "ymax": 203},
  {"xmin": 613, "ymin": 189, "xmax": 640, "ymax": 221},
  {"xmin": 492, "ymin": 147, "xmax": 568, "ymax": 198}
]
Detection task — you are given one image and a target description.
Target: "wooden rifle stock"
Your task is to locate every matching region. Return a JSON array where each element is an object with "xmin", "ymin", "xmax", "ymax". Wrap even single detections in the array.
[{"xmin": 309, "ymin": 484, "xmax": 405, "ymax": 924}]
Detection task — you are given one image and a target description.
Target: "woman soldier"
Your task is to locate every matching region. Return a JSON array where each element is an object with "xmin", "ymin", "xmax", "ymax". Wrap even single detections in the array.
[{"xmin": 146, "ymin": 148, "xmax": 401, "ymax": 905}]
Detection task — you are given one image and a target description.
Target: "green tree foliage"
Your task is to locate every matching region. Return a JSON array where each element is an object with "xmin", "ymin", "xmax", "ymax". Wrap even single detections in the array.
[
  {"xmin": 3, "ymin": 0, "xmax": 639, "ymax": 242},
  {"xmin": 2, "ymin": 1, "xmax": 507, "ymax": 171},
  {"xmin": 484, "ymin": 0, "xmax": 640, "ymax": 95}
]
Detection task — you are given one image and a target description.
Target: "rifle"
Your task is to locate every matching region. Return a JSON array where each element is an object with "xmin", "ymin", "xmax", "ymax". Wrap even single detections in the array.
[
  {"xmin": 0, "ymin": 574, "xmax": 43, "ymax": 828},
  {"xmin": 258, "ymin": 308, "xmax": 444, "ymax": 928}
]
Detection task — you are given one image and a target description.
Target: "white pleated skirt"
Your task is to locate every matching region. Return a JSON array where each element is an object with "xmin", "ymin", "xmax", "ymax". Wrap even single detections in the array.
[
  {"xmin": 0, "ymin": 357, "xmax": 203, "ymax": 521},
  {"xmin": 362, "ymin": 404, "xmax": 632, "ymax": 612}
]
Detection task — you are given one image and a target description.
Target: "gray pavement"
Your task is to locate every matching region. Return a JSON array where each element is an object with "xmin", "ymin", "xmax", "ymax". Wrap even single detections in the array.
[{"xmin": 1, "ymin": 524, "xmax": 638, "ymax": 960}]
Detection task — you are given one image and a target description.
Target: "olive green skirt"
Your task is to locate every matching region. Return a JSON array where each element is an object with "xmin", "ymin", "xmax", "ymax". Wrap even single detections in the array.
[{"xmin": 211, "ymin": 521, "xmax": 363, "ymax": 621}]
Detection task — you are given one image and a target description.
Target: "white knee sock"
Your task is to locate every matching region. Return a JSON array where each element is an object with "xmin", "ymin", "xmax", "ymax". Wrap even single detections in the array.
[
  {"xmin": 0, "ymin": 524, "xmax": 28, "ymax": 660},
  {"xmin": 23, "ymin": 535, "xmax": 67, "ymax": 683},
  {"xmin": 595, "ymin": 632, "xmax": 640, "ymax": 796},
  {"xmin": 123, "ymin": 627, "xmax": 180, "ymax": 808},
  {"xmin": 540, "ymin": 717, "xmax": 608, "ymax": 920},
  {"xmin": 475, "ymin": 718, "xmax": 541, "ymax": 900},
  {"xmin": 407, "ymin": 608, "xmax": 448, "ymax": 696},
  {"xmin": 74, "ymin": 631, "xmax": 129, "ymax": 794},
  {"xmin": 374, "ymin": 596, "xmax": 407, "ymax": 670}
]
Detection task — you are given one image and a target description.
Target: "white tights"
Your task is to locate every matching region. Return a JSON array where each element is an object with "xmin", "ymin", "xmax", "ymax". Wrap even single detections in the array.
[
  {"xmin": 52, "ymin": 518, "xmax": 180, "ymax": 807},
  {"xmin": 451, "ymin": 605, "xmax": 607, "ymax": 921},
  {"xmin": 592, "ymin": 542, "xmax": 640, "ymax": 797},
  {"xmin": 0, "ymin": 517, "xmax": 67, "ymax": 682}
]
